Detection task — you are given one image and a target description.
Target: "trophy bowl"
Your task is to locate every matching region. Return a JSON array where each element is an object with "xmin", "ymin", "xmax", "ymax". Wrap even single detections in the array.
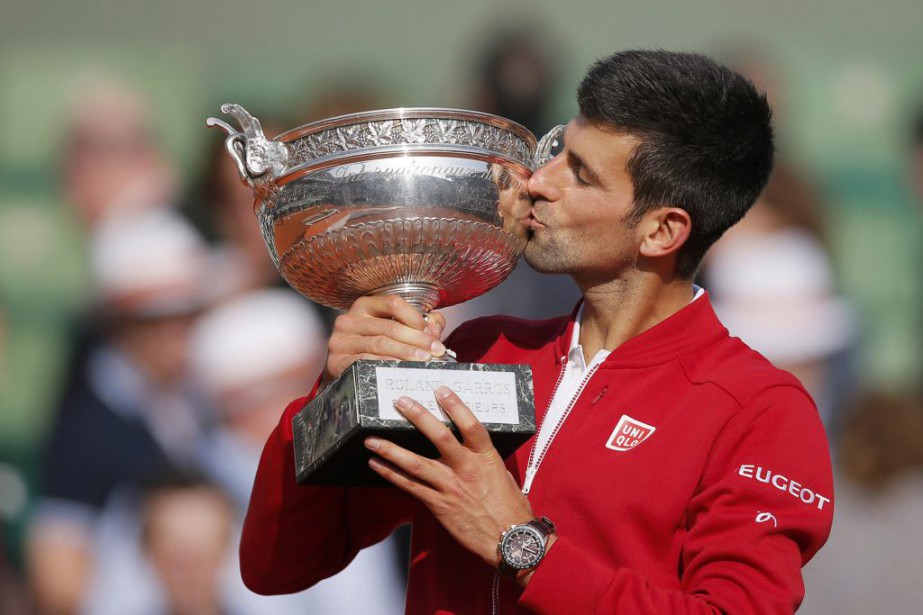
[{"xmin": 207, "ymin": 104, "xmax": 562, "ymax": 313}]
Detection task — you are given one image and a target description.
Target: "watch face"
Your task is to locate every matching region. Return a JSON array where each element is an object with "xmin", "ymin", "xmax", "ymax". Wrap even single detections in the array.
[{"xmin": 501, "ymin": 526, "xmax": 545, "ymax": 570}]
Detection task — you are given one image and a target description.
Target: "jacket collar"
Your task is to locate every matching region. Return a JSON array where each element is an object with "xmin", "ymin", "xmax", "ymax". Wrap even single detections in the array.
[{"xmin": 553, "ymin": 292, "xmax": 728, "ymax": 368}]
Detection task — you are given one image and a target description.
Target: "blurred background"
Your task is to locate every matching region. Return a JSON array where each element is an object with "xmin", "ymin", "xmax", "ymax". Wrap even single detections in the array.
[{"xmin": 1, "ymin": 0, "xmax": 922, "ymax": 613}]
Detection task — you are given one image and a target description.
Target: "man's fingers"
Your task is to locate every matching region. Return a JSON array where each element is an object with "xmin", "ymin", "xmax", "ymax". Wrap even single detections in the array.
[
  {"xmin": 354, "ymin": 295, "xmax": 426, "ymax": 330},
  {"xmin": 367, "ymin": 455, "xmax": 434, "ymax": 500},
  {"xmin": 331, "ymin": 313, "xmax": 445, "ymax": 362},
  {"xmin": 365, "ymin": 436, "xmax": 447, "ymax": 489},
  {"xmin": 432, "ymin": 387, "xmax": 493, "ymax": 453},
  {"xmin": 423, "ymin": 311, "xmax": 446, "ymax": 338},
  {"xmin": 353, "ymin": 296, "xmax": 447, "ymax": 358},
  {"xmin": 393, "ymin": 396, "xmax": 467, "ymax": 465}
]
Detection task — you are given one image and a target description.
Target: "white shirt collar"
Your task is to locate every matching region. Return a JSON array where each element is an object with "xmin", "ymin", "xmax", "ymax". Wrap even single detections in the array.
[{"xmin": 568, "ymin": 284, "xmax": 705, "ymax": 368}]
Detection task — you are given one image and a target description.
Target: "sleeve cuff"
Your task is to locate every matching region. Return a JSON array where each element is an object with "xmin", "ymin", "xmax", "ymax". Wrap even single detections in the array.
[{"xmin": 518, "ymin": 535, "xmax": 615, "ymax": 614}]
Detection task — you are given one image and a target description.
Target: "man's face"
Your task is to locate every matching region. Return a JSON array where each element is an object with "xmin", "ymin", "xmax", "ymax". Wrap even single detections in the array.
[{"xmin": 524, "ymin": 116, "xmax": 642, "ymax": 283}]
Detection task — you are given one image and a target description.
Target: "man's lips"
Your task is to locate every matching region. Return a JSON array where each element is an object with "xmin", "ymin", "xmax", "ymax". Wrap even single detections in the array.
[
  {"xmin": 525, "ymin": 201, "xmax": 549, "ymax": 230},
  {"xmin": 524, "ymin": 213, "xmax": 546, "ymax": 230}
]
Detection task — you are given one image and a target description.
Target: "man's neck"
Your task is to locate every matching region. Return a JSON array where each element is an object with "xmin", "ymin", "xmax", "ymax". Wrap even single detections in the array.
[{"xmin": 577, "ymin": 275, "xmax": 695, "ymax": 361}]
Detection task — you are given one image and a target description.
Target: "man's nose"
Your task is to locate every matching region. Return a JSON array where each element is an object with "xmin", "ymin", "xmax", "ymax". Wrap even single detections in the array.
[{"xmin": 528, "ymin": 154, "xmax": 564, "ymax": 202}]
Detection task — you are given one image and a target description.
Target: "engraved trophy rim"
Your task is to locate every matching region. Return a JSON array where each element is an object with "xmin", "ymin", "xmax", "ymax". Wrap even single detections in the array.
[
  {"xmin": 275, "ymin": 145, "xmax": 531, "ymax": 188},
  {"xmin": 275, "ymin": 106, "xmax": 538, "ymax": 151}
]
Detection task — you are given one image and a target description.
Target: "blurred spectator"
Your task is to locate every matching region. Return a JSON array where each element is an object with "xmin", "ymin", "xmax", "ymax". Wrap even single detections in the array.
[
  {"xmin": 26, "ymin": 208, "xmax": 211, "ymax": 615},
  {"xmin": 190, "ymin": 120, "xmax": 285, "ymax": 303},
  {"xmin": 48, "ymin": 78, "xmax": 187, "ymax": 482},
  {"xmin": 297, "ymin": 78, "xmax": 386, "ymax": 124},
  {"xmin": 60, "ymin": 78, "xmax": 176, "ymax": 231},
  {"xmin": 470, "ymin": 27, "xmax": 560, "ymax": 137},
  {"xmin": 140, "ymin": 475, "xmax": 236, "ymax": 615},
  {"xmin": 799, "ymin": 391, "xmax": 923, "ymax": 613},
  {"xmin": 190, "ymin": 289, "xmax": 407, "ymax": 615},
  {"xmin": 704, "ymin": 165, "xmax": 858, "ymax": 432},
  {"xmin": 191, "ymin": 288, "xmax": 327, "ymax": 508}
]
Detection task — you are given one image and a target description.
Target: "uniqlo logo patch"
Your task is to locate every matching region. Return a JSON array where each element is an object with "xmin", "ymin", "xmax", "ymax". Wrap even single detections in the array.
[{"xmin": 605, "ymin": 415, "xmax": 656, "ymax": 451}]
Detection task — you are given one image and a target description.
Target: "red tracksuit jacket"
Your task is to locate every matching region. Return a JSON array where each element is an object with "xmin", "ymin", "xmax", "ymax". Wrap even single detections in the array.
[{"xmin": 240, "ymin": 295, "xmax": 834, "ymax": 614}]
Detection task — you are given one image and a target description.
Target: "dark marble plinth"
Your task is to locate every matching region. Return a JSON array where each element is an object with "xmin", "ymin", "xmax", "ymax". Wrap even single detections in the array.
[{"xmin": 292, "ymin": 359, "xmax": 535, "ymax": 485}]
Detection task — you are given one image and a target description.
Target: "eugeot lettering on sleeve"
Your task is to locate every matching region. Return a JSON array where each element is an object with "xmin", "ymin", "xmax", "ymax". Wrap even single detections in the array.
[{"xmin": 737, "ymin": 464, "xmax": 831, "ymax": 510}]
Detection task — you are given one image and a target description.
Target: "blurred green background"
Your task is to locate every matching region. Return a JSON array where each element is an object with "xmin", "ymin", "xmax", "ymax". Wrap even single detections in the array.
[{"xmin": 1, "ymin": 0, "xmax": 922, "ymax": 565}]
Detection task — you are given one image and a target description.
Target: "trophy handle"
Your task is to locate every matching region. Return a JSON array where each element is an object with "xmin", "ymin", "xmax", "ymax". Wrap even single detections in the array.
[
  {"xmin": 533, "ymin": 124, "xmax": 566, "ymax": 170},
  {"xmin": 206, "ymin": 104, "xmax": 290, "ymax": 189}
]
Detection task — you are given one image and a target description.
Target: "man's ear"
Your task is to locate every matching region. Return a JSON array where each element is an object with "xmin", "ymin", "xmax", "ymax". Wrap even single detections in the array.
[{"xmin": 638, "ymin": 207, "xmax": 691, "ymax": 258}]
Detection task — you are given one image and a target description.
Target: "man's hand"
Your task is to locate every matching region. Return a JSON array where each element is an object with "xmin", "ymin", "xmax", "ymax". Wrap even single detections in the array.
[
  {"xmin": 365, "ymin": 386, "xmax": 534, "ymax": 567},
  {"xmin": 323, "ymin": 295, "xmax": 447, "ymax": 386}
]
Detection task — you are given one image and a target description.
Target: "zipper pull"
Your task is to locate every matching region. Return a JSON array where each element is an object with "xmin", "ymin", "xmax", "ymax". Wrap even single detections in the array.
[
  {"xmin": 591, "ymin": 386, "xmax": 609, "ymax": 405},
  {"xmin": 522, "ymin": 466, "xmax": 537, "ymax": 495}
]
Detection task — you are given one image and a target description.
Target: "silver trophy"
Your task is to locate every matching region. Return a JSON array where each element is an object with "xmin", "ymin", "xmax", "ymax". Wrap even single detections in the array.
[{"xmin": 208, "ymin": 104, "xmax": 563, "ymax": 485}]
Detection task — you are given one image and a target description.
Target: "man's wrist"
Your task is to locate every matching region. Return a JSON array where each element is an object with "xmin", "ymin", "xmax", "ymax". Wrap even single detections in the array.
[{"xmin": 515, "ymin": 533, "xmax": 556, "ymax": 588}]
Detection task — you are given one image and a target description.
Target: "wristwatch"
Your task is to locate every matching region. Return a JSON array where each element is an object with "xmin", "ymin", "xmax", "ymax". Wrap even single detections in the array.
[{"xmin": 498, "ymin": 516, "xmax": 556, "ymax": 578}]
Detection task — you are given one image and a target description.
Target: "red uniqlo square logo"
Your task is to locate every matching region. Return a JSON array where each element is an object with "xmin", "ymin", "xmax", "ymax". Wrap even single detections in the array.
[{"xmin": 605, "ymin": 415, "xmax": 656, "ymax": 452}]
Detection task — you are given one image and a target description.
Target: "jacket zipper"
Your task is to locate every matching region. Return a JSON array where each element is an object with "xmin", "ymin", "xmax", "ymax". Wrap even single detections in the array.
[
  {"xmin": 522, "ymin": 361, "xmax": 600, "ymax": 495},
  {"xmin": 491, "ymin": 357, "xmax": 600, "ymax": 615},
  {"xmin": 519, "ymin": 356, "xmax": 567, "ymax": 496}
]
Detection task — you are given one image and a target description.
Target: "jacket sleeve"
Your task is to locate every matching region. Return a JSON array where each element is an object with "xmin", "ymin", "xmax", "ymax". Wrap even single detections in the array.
[
  {"xmin": 519, "ymin": 385, "xmax": 834, "ymax": 614},
  {"xmin": 239, "ymin": 380, "xmax": 416, "ymax": 595}
]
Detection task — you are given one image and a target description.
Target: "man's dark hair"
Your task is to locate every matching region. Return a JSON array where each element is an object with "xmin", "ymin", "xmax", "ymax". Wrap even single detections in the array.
[{"xmin": 577, "ymin": 49, "xmax": 774, "ymax": 278}]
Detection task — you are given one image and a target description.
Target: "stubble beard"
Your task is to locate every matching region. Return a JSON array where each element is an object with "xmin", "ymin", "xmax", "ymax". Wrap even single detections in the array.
[
  {"xmin": 523, "ymin": 231, "xmax": 573, "ymax": 274},
  {"xmin": 524, "ymin": 222, "xmax": 638, "ymax": 284}
]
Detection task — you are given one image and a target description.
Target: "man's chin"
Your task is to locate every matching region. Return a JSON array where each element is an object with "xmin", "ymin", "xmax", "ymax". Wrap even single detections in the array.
[{"xmin": 523, "ymin": 246, "xmax": 560, "ymax": 274}]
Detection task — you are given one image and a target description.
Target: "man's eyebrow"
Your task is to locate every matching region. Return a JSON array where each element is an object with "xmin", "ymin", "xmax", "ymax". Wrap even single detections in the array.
[{"xmin": 567, "ymin": 150, "xmax": 602, "ymax": 185}]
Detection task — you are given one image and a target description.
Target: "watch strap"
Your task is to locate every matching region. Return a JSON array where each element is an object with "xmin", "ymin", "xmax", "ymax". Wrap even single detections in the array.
[{"xmin": 528, "ymin": 516, "xmax": 555, "ymax": 536}]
